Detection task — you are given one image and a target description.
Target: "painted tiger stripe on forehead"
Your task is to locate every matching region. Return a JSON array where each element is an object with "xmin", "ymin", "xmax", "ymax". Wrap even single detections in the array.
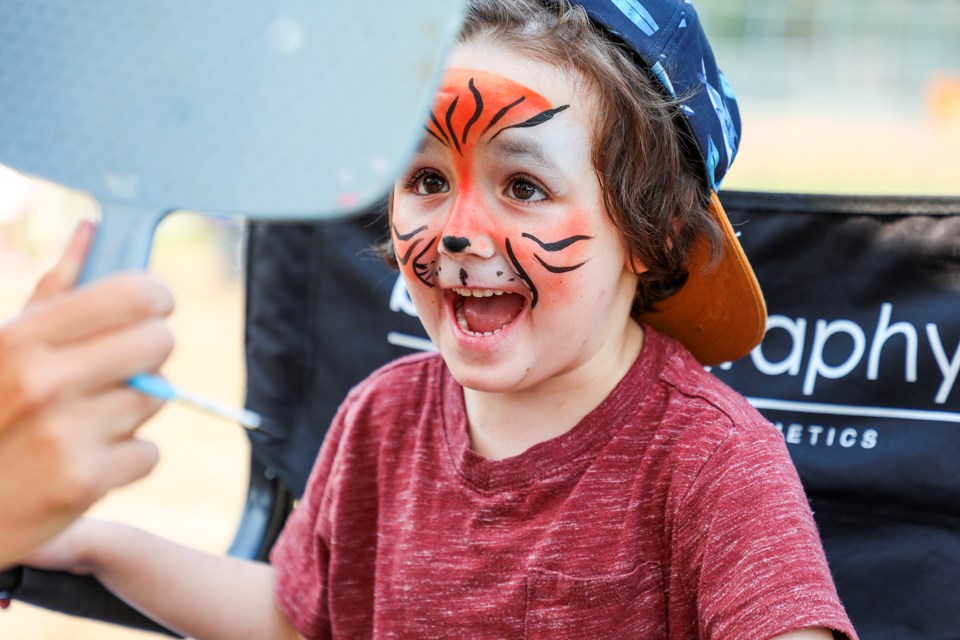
[
  {"xmin": 426, "ymin": 112, "xmax": 450, "ymax": 147},
  {"xmin": 481, "ymin": 96, "xmax": 525, "ymax": 137},
  {"xmin": 423, "ymin": 68, "xmax": 570, "ymax": 155},
  {"xmin": 461, "ymin": 78, "xmax": 484, "ymax": 144},
  {"xmin": 487, "ymin": 105, "xmax": 570, "ymax": 142}
]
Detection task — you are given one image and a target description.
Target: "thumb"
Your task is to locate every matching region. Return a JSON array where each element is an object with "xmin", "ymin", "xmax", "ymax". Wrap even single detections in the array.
[{"xmin": 28, "ymin": 220, "xmax": 96, "ymax": 305}]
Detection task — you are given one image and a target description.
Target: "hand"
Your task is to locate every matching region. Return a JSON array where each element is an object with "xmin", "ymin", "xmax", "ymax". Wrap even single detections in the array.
[{"xmin": 0, "ymin": 221, "xmax": 175, "ymax": 565}]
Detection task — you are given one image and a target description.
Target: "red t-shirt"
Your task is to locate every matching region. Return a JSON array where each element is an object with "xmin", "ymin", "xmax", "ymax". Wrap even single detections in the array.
[{"xmin": 271, "ymin": 328, "xmax": 857, "ymax": 640}]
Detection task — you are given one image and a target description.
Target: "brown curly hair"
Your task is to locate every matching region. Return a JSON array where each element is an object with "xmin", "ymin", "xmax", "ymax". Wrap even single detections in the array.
[{"xmin": 381, "ymin": 0, "xmax": 723, "ymax": 315}]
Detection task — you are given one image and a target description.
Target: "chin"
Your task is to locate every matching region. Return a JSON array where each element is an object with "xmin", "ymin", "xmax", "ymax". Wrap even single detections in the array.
[{"xmin": 442, "ymin": 357, "xmax": 533, "ymax": 394}]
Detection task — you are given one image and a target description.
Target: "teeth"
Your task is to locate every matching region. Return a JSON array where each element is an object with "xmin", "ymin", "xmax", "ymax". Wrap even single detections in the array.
[{"xmin": 453, "ymin": 288, "xmax": 506, "ymax": 298}]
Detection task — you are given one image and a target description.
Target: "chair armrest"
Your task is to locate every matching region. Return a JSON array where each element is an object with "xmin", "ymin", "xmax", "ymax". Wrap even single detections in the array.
[{"xmin": 227, "ymin": 451, "xmax": 295, "ymax": 562}]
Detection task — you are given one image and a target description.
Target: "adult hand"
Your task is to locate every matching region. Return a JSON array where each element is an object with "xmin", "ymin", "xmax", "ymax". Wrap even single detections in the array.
[{"xmin": 0, "ymin": 221, "xmax": 175, "ymax": 566}]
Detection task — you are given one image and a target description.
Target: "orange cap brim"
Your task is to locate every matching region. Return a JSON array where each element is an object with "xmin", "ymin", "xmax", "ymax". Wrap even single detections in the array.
[{"xmin": 639, "ymin": 192, "xmax": 766, "ymax": 366}]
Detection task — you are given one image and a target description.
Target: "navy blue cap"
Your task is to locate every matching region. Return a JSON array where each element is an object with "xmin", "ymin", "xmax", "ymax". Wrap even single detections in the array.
[{"xmin": 570, "ymin": 0, "xmax": 741, "ymax": 190}]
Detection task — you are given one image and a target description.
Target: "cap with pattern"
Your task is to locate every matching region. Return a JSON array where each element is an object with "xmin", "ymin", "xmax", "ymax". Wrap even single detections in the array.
[{"xmin": 571, "ymin": 0, "xmax": 765, "ymax": 365}]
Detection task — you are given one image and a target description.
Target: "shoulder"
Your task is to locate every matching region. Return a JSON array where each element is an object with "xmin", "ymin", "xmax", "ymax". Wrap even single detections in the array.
[
  {"xmin": 650, "ymin": 329, "xmax": 780, "ymax": 447},
  {"xmin": 635, "ymin": 330, "xmax": 792, "ymax": 499},
  {"xmin": 653, "ymin": 347, "xmax": 854, "ymax": 640}
]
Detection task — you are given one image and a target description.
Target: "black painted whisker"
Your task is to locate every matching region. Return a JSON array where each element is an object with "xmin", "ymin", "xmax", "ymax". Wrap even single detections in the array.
[
  {"xmin": 522, "ymin": 232, "xmax": 593, "ymax": 252},
  {"xmin": 412, "ymin": 237, "xmax": 438, "ymax": 288},
  {"xmin": 397, "ymin": 239, "xmax": 421, "ymax": 266},
  {"xmin": 505, "ymin": 238, "xmax": 538, "ymax": 308},
  {"xmin": 533, "ymin": 254, "xmax": 588, "ymax": 274},
  {"xmin": 393, "ymin": 223, "xmax": 429, "ymax": 242}
]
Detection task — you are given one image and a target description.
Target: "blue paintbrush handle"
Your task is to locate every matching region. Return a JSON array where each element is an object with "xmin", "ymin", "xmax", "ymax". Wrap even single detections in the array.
[
  {"xmin": 127, "ymin": 373, "xmax": 262, "ymax": 430},
  {"xmin": 127, "ymin": 373, "xmax": 178, "ymax": 401}
]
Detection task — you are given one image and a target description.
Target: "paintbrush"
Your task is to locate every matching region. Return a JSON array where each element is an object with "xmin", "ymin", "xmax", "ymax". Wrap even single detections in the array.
[{"xmin": 128, "ymin": 373, "xmax": 263, "ymax": 431}]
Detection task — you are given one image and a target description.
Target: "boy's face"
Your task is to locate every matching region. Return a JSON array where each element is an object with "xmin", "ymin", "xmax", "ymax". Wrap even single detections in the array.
[{"xmin": 392, "ymin": 42, "xmax": 641, "ymax": 394}]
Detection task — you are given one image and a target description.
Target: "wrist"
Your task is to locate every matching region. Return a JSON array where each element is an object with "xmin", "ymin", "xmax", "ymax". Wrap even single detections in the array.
[
  {"xmin": 72, "ymin": 518, "xmax": 121, "ymax": 576},
  {"xmin": 78, "ymin": 520, "xmax": 146, "ymax": 579}
]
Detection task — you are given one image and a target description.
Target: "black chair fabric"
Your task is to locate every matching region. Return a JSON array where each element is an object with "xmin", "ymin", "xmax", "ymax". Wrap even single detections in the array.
[
  {"xmin": 243, "ymin": 208, "xmax": 429, "ymax": 497},
  {"xmin": 711, "ymin": 191, "xmax": 960, "ymax": 640}
]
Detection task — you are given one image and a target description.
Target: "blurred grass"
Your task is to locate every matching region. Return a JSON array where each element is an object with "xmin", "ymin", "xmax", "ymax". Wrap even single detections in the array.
[{"xmin": 723, "ymin": 108, "xmax": 960, "ymax": 196}]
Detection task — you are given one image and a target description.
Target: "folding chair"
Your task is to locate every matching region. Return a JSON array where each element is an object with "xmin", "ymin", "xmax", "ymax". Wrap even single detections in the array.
[
  {"xmin": 713, "ymin": 191, "xmax": 960, "ymax": 640},
  {"xmin": 236, "ymin": 191, "xmax": 960, "ymax": 640},
  {"xmin": 246, "ymin": 191, "xmax": 960, "ymax": 640}
]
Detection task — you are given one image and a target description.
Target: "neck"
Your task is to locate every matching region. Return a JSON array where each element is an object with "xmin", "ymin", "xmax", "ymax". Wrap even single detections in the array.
[{"xmin": 463, "ymin": 320, "xmax": 644, "ymax": 460}]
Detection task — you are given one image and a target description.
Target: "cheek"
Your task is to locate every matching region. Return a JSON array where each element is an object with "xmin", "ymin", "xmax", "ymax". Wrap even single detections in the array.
[
  {"xmin": 390, "ymin": 209, "xmax": 441, "ymax": 288},
  {"xmin": 402, "ymin": 275, "xmax": 446, "ymax": 340},
  {"xmin": 514, "ymin": 210, "xmax": 597, "ymax": 304},
  {"xmin": 402, "ymin": 238, "xmax": 439, "ymax": 287},
  {"xmin": 405, "ymin": 276, "xmax": 439, "ymax": 311},
  {"xmin": 551, "ymin": 215, "xmax": 594, "ymax": 260},
  {"xmin": 537, "ymin": 271, "xmax": 586, "ymax": 306}
]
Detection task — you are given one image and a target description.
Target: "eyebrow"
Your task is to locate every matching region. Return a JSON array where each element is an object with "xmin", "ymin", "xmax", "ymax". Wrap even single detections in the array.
[
  {"xmin": 488, "ymin": 135, "xmax": 557, "ymax": 171},
  {"xmin": 415, "ymin": 131, "xmax": 446, "ymax": 155},
  {"xmin": 415, "ymin": 123, "xmax": 564, "ymax": 175}
]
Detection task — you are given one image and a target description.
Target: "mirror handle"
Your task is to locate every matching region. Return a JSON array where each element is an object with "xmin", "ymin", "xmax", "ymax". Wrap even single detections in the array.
[{"xmin": 78, "ymin": 202, "xmax": 168, "ymax": 285}]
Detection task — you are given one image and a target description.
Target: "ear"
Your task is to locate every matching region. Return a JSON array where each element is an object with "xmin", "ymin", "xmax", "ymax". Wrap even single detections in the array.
[{"xmin": 627, "ymin": 253, "xmax": 648, "ymax": 276}]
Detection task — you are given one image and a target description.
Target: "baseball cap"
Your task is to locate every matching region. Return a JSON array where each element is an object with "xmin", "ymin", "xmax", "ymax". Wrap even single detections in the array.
[{"xmin": 570, "ymin": 0, "xmax": 766, "ymax": 365}]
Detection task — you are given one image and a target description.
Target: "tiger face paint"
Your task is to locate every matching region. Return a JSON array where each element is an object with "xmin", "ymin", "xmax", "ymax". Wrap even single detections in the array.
[
  {"xmin": 392, "ymin": 41, "xmax": 643, "ymax": 398},
  {"xmin": 391, "ymin": 67, "xmax": 592, "ymax": 301}
]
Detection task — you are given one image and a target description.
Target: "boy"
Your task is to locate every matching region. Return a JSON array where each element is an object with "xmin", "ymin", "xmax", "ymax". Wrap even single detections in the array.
[{"xmin": 22, "ymin": 1, "xmax": 857, "ymax": 638}]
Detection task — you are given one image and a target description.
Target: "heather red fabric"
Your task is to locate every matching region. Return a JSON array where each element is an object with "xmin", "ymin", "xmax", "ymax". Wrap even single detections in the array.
[{"xmin": 271, "ymin": 328, "xmax": 857, "ymax": 640}]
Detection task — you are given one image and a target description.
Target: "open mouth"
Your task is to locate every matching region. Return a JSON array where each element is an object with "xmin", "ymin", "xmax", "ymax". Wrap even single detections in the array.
[{"xmin": 452, "ymin": 288, "xmax": 526, "ymax": 337}]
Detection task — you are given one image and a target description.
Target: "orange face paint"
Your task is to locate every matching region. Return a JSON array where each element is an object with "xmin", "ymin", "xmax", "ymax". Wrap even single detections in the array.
[
  {"xmin": 394, "ymin": 68, "xmax": 603, "ymax": 309},
  {"xmin": 425, "ymin": 68, "xmax": 567, "ymax": 163}
]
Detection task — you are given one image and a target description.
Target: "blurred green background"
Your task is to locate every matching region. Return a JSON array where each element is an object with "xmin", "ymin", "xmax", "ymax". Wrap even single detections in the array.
[{"xmin": 698, "ymin": 0, "xmax": 960, "ymax": 195}]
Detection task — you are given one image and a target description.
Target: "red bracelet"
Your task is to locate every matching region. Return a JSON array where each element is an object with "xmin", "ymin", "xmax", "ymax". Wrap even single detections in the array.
[{"xmin": 0, "ymin": 566, "xmax": 23, "ymax": 609}]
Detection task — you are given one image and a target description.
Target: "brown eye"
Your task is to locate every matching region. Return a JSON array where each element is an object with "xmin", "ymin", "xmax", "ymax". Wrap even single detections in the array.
[
  {"xmin": 416, "ymin": 173, "xmax": 449, "ymax": 195},
  {"xmin": 508, "ymin": 177, "xmax": 546, "ymax": 202}
]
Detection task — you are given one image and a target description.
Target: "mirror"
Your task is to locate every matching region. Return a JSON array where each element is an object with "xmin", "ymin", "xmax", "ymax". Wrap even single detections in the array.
[{"xmin": 0, "ymin": 0, "xmax": 466, "ymax": 282}]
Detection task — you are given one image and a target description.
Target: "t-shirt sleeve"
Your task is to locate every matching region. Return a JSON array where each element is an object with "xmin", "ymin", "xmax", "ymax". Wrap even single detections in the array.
[
  {"xmin": 269, "ymin": 391, "xmax": 354, "ymax": 640},
  {"xmin": 673, "ymin": 424, "xmax": 858, "ymax": 640}
]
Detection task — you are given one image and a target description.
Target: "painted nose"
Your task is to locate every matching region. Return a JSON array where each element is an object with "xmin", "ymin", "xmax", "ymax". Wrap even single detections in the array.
[{"xmin": 442, "ymin": 235, "xmax": 471, "ymax": 253}]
